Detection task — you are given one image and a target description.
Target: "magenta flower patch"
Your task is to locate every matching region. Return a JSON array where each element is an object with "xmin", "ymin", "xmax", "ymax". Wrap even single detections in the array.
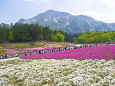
[{"xmin": 20, "ymin": 45, "xmax": 115, "ymax": 60}]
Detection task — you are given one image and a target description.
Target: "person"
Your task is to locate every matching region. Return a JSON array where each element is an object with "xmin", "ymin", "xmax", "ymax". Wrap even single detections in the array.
[
  {"xmin": 64, "ymin": 47, "xmax": 66, "ymax": 50},
  {"xmin": 24, "ymin": 53, "xmax": 27, "ymax": 56},
  {"xmin": 68, "ymin": 47, "xmax": 70, "ymax": 49},
  {"xmin": 8, "ymin": 55, "xmax": 10, "ymax": 58},
  {"xmin": 0, "ymin": 55, "xmax": 2, "ymax": 59},
  {"xmin": 2, "ymin": 55, "xmax": 4, "ymax": 59},
  {"xmin": 29, "ymin": 52, "xmax": 32, "ymax": 55},
  {"xmin": 80, "ymin": 46, "xmax": 82, "ymax": 48},
  {"xmin": 43, "ymin": 50, "xmax": 44, "ymax": 53},
  {"xmin": 39, "ymin": 51, "xmax": 41, "ymax": 54},
  {"xmin": 5, "ymin": 54, "xmax": 8, "ymax": 58},
  {"xmin": 15, "ymin": 54, "xmax": 18, "ymax": 57}
]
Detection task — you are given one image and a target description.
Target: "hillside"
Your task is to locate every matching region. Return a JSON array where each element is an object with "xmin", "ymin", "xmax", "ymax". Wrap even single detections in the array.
[{"xmin": 18, "ymin": 10, "xmax": 115, "ymax": 34}]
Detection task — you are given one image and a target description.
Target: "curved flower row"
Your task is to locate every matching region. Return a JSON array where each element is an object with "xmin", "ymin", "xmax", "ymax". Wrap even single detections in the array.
[
  {"xmin": 21, "ymin": 45, "xmax": 115, "ymax": 60},
  {"xmin": 3, "ymin": 49, "xmax": 18, "ymax": 55}
]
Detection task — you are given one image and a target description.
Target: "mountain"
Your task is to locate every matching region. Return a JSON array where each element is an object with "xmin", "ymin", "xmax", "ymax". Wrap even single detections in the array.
[{"xmin": 17, "ymin": 9, "xmax": 115, "ymax": 34}]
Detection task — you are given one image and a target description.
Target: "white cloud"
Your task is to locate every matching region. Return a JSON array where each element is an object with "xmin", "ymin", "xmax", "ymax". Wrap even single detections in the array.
[
  {"xmin": 24, "ymin": 0, "xmax": 36, "ymax": 2},
  {"xmin": 99, "ymin": 0, "xmax": 115, "ymax": 6},
  {"xmin": 40, "ymin": 0, "xmax": 52, "ymax": 3},
  {"xmin": 24, "ymin": 0, "xmax": 52, "ymax": 3},
  {"xmin": 72, "ymin": 11, "xmax": 115, "ymax": 23}
]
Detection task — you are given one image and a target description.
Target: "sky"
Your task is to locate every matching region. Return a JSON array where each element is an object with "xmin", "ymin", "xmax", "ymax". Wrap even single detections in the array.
[{"xmin": 0, "ymin": 0, "xmax": 115, "ymax": 24}]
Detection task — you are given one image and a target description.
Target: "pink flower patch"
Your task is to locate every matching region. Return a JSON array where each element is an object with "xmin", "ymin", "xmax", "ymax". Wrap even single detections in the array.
[{"xmin": 20, "ymin": 45, "xmax": 115, "ymax": 60}]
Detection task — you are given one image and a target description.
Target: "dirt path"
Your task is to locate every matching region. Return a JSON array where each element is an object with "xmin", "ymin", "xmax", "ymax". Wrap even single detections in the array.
[{"xmin": 0, "ymin": 57, "xmax": 20, "ymax": 62}]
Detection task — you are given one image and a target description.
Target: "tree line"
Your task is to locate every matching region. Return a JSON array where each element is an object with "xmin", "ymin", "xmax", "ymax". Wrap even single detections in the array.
[
  {"xmin": 0, "ymin": 23, "xmax": 73, "ymax": 43},
  {"xmin": 74, "ymin": 32, "xmax": 115, "ymax": 44},
  {"xmin": 0, "ymin": 23, "xmax": 115, "ymax": 44}
]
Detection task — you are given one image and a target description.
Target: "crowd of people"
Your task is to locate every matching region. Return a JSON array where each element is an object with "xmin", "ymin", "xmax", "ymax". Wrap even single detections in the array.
[
  {"xmin": 0, "ymin": 43, "xmax": 113, "ymax": 60},
  {"xmin": 0, "ymin": 44, "xmax": 98, "ymax": 59},
  {"xmin": 0, "ymin": 54, "xmax": 18, "ymax": 59},
  {"xmin": 0, "ymin": 54, "xmax": 9, "ymax": 59}
]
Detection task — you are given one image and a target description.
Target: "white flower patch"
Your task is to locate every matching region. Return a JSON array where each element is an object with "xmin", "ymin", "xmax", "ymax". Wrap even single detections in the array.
[{"xmin": 0, "ymin": 59, "xmax": 115, "ymax": 86}]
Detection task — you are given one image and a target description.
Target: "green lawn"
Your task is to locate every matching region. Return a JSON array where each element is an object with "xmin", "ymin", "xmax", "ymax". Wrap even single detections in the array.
[
  {"xmin": 0, "ymin": 43, "xmax": 8, "ymax": 48},
  {"xmin": 10, "ymin": 42, "xmax": 68, "ymax": 49},
  {"xmin": 11, "ymin": 44, "xmax": 33, "ymax": 48},
  {"xmin": 53, "ymin": 42, "xmax": 68, "ymax": 46},
  {"xmin": 10, "ymin": 43, "xmax": 47, "ymax": 48},
  {"xmin": 0, "ymin": 50, "xmax": 6, "ymax": 55}
]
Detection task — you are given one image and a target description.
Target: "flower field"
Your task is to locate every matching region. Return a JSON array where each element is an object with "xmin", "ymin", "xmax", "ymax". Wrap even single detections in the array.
[
  {"xmin": 0, "ymin": 59, "xmax": 115, "ymax": 86},
  {"xmin": 21, "ymin": 45, "xmax": 115, "ymax": 60},
  {"xmin": 0, "ymin": 45, "xmax": 115, "ymax": 86}
]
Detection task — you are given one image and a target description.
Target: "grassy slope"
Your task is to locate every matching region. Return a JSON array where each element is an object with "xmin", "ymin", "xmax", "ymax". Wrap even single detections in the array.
[
  {"xmin": 0, "ymin": 50, "xmax": 6, "ymax": 55},
  {"xmin": 10, "ymin": 42, "xmax": 68, "ymax": 49}
]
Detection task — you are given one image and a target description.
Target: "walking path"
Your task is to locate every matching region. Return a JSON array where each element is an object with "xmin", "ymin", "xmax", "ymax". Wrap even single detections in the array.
[
  {"xmin": 0, "ymin": 43, "xmax": 114, "ymax": 60},
  {"xmin": 0, "ymin": 57, "xmax": 19, "ymax": 62}
]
